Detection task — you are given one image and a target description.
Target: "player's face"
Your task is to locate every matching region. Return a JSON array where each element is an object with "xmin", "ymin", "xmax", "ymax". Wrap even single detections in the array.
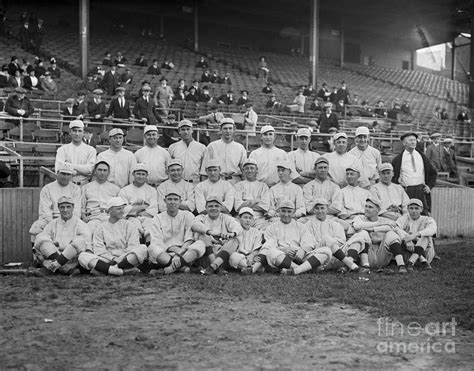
[
  {"xmin": 109, "ymin": 205, "xmax": 125, "ymax": 219},
  {"xmin": 70, "ymin": 127, "xmax": 84, "ymax": 143},
  {"xmin": 168, "ymin": 165, "xmax": 183, "ymax": 182},
  {"xmin": 334, "ymin": 138, "xmax": 347, "ymax": 154},
  {"xmin": 279, "ymin": 207, "xmax": 294, "ymax": 224},
  {"xmin": 314, "ymin": 163, "xmax": 328, "ymax": 180},
  {"xmin": 314, "ymin": 204, "xmax": 328, "ymax": 221},
  {"xmin": 221, "ymin": 124, "xmax": 234, "ymax": 141},
  {"xmin": 364, "ymin": 202, "xmax": 379, "ymax": 219},
  {"xmin": 179, "ymin": 126, "xmax": 193, "ymax": 141},
  {"xmin": 243, "ymin": 164, "xmax": 257, "ymax": 181},
  {"xmin": 206, "ymin": 201, "xmax": 221, "ymax": 218},
  {"xmin": 355, "ymin": 135, "xmax": 369, "ymax": 150},
  {"xmin": 403, "ymin": 136, "xmax": 417, "ymax": 151},
  {"xmin": 297, "ymin": 136, "xmax": 310, "ymax": 150},
  {"xmin": 345, "ymin": 170, "xmax": 359, "ymax": 186},
  {"xmin": 58, "ymin": 203, "xmax": 74, "ymax": 221},
  {"xmin": 206, "ymin": 166, "xmax": 220, "ymax": 182},
  {"xmin": 277, "ymin": 167, "xmax": 291, "ymax": 183},
  {"xmin": 145, "ymin": 131, "xmax": 158, "ymax": 146},
  {"xmin": 95, "ymin": 164, "xmax": 110, "ymax": 182},
  {"xmin": 165, "ymin": 195, "xmax": 181, "ymax": 212},
  {"xmin": 379, "ymin": 170, "xmax": 393, "ymax": 185},
  {"xmin": 57, "ymin": 171, "xmax": 73, "ymax": 186},
  {"xmin": 133, "ymin": 170, "xmax": 148, "ymax": 186},
  {"xmin": 261, "ymin": 131, "xmax": 275, "ymax": 146},
  {"xmin": 240, "ymin": 213, "xmax": 254, "ymax": 229},
  {"xmin": 408, "ymin": 204, "xmax": 422, "ymax": 219},
  {"xmin": 109, "ymin": 134, "xmax": 124, "ymax": 150}
]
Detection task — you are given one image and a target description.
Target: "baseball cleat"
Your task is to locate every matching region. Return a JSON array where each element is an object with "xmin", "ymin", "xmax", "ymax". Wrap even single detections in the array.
[
  {"xmin": 200, "ymin": 266, "xmax": 215, "ymax": 276},
  {"xmin": 337, "ymin": 266, "xmax": 348, "ymax": 274},
  {"xmin": 33, "ymin": 267, "xmax": 54, "ymax": 278},
  {"xmin": 149, "ymin": 268, "xmax": 165, "ymax": 276},
  {"xmin": 358, "ymin": 266, "xmax": 371, "ymax": 274},
  {"xmin": 241, "ymin": 267, "xmax": 253, "ymax": 275},
  {"xmin": 421, "ymin": 261, "xmax": 433, "ymax": 270},
  {"xmin": 406, "ymin": 262, "xmax": 415, "ymax": 273},
  {"xmin": 398, "ymin": 265, "xmax": 408, "ymax": 275},
  {"xmin": 280, "ymin": 268, "xmax": 295, "ymax": 276}
]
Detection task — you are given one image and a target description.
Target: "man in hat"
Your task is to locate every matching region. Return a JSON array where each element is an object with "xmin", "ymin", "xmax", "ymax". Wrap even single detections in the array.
[
  {"xmin": 134, "ymin": 125, "xmax": 171, "ymax": 187},
  {"xmin": 370, "ymin": 163, "xmax": 410, "ymax": 220},
  {"xmin": 391, "ymin": 132, "xmax": 437, "ymax": 214},
  {"xmin": 293, "ymin": 89, "xmax": 306, "ymax": 114},
  {"xmin": 87, "ymin": 89, "xmax": 107, "ymax": 122},
  {"xmin": 348, "ymin": 196, "xmax": 407, "ymax": 274},
  {"xmin": 289, "ymin": 127, "xmax": 320, "ymax": 185},
  {"xmin": 265, "ymin": 94, "xmax": 282, "ymax": 111},
  {"xmin": 8, "ymin": 56, "xmax": 19, "ymax": 76},
  {"xmin": 29, "ymin": 163, "xmax": 82, "ymax": 242},
  {"xmin": 262, "ymin": 82, "xmax": 273, "ymax": 94},
  {"xmin": 78, "ymin": 197, "xmax": 148, "ymax": 276},
  {"xmin": 147, "ymin": 59, "xmax": 161, "ymax": 76},
  {"xmin": 72, "ymin": 91, "xmax": 88, "ymax": 120},
  {"xmin": 268, "ymin": 161, "xmax": 306, "ymax": 221},
  {"xmin": 243, "ymin": 103, "xmax": 258, "ymax": 135},
  {"xmin": 147, "ymin": 191, "xmax": 202, "ymax": 275},
  {"xmin": 24, "ymin": 68, "xmax": 41, "ymax": 90},
  {"xmin": 318, "ymin": 102, "xmax": 339, "ymax": 133},
  {"xmin": 192, "ymin": 195, "xmax": 243, "ymax": 275},
  {"xmin": 237, "ymin": 90, "xmax": 249, "ymax": 107},
  {"xmin": 201, "ymin": 118, "xmax": 247, "ymax": 185},
  {"xmin": 217, "ymin": 89, "xmax": 234, "ymax": 105},
  {"xmin": 157, "ymin": 159, "xmax": 195, "ymax": 213},
  {"xmin": 101, "ymin": 65, "xmax": 121, "ymax": 96},
  {"xmin": 55, "ymin": 119, "xmax": 96, "ymax": 186},
  {"xmin": 120, "ymin": 68, "xmax": 133, "ymax": 85},
  {"xmin": 47, "ymin": 60, "xmax": 61, "ymax": 79},
  {"xmin": 80, "ymin": 73, "xmax": 98, "ymax": 93},
  {"xmin": 62, "ymin": 98, "xmax": 76, "ymax": 122},
  {"xmin": 81, "ymin": 160, "xmax": 120, "ymax": 234},
  {"xmin": 41, "ymin": 71, "xmax": 58, "ymax": 94},
  {"xmin": 168, "ymin": 119, "xmax": 206, "ymax": 184},
  {"xmin": 317, "ymin": 82, "xmax": 331, "ymax": 102},
  {"xmin": 154, "ymin": 77, "xmax": 174, "ymax": 118},
  {"xmin": 107, "ymin": 87, "xmax": 132, "ymax": 120},
  {"xmin": 348, "ymin": 126, "xmax": 382, "ymax": 187},
  {"xmin": 135, "ymin": 53, "xmax": 148, "ymax": 67},
  {"xmin": 234, "ymin": 158, "xmax": 270, "ymax": 230},
  {"xmin": 33, "ymin": 196, "xmax": 91, "ymax": 277},
  {"xmin": 195, "ymin": 159, "xmax": 235, "ymax": 214},
  {"xmin": 97, "ymin": 128, "xmax": 137, "ymax": 188},
  {"xmin": 133, "ymin": 84, "xmax": 158, "ymax": 125},
  {"xmin": 396, "ymin": 198, "xmax": 437, "ymax": 271},
  {"xmin": 5, "ymin": 87, "xmax": 34, "ymax": 119},
  {"xmin": 442, "ymin": 138, "xmax": 458, "ymax": 178},
  {"xmin": 260, "ymin": 199, "xmax": 332, "ymax": 276},
  {"xmin": 303, "ymin": 157, "xmax": 343, "ymax": 217},
  {"xmin": 198, "ymin": 105, "xmax": 225, "ymax": 125},
  {"xmin": 119, "ymin": 163, "xmax": 158, "ymax": 242},
  {"xmin": 425, "ymin": 133, "xmax": 446, "ymax": 172},
  {"xmin": 249, "ymin": 125, "xmax": 297, "ymax": 187}
]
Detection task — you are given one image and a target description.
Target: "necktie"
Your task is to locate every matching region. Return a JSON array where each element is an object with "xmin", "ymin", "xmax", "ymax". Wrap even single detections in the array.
[
  {"xmin": 120, "ymin": 98, "xmax": 123, "ymax": 108},
  {"xmin": 410, "ymin": 152, "xmax": 417, "ymax": 172}
]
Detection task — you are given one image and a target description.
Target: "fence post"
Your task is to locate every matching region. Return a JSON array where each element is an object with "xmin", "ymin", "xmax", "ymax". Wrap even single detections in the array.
[
  {"xmin": 19, "ymin": 117, "xmax": 23, "ymax": 142},
  {"xmin": 19, "ymin": 156, "xmax": 24, "ymax": 188}
]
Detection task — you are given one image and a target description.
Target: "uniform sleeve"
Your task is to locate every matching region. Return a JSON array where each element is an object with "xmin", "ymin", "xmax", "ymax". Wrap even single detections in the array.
[
  {"xmin": 73, "ymin": 186, "xmax": 82, "ymax": 218},
  {"xmin": 34, "ymin": 220, "xmax": 55, "ymax": 247},
  {"xmin": 72, "ymin": 147, "xmax": 96, "ymax": 176},
  {"xmin": 156, "ymin": 184, "xmax": 167, "ymax": 213},
  {"xmin": 92, "ymin": 224, "xmax": 113, "ymax": 260},
  {"xmin": 257, "ymin": 183, "xmax": 271, "ymax": 212},
  {"xmin": 191, "ymin": 215, "xmax": 209, "ymax": 235},
  {"xmin": 400, "ymin": 186, "xmax": 410, "ymax": 213},
  {"xmin": 54, "ymin": 147, "xmax": 66, "ymax": 173},
  {"xmin": 352, "ymin": 216, "xmax": 379, "ymax": 232},
  {"xmin": 125, "ymin": 221, "xmax": 141, "ymax": 251},
  {"xmin": 200, "ymin": 144, "xmax": 214, "ymax": 175},
  {"xmin": 182, "ymin": 183, "xmax": 196, "ymax": 212},
  {"xmin": 73, "ymin": 220, "xmax": 92, "ymax": 252},
  {"xmin": 262, "ymin": 223, "xmax": 279, "ymax": 250},
  {"xmin": 145, "ymin": 187, "xmax": 158, "ymax": 216},
  {"xmin": 38, "ymin": 186, "xmax": 54, "ymax": 221},
  {"xmin": 149, "ymin": 216, "xmax": 164, "ymax": 250},
  {"xmin": 294, "ymin": 186, "xmax": 306, "ymax": 218},
  {"xmin": 303, "ymin": 182, "xmax": 314, "ymax": 213},
  {"xmin": 332, "ymin": 220, "xmax": 347, "ymax": 244},
  {"xmin": 194, "ymin": 183, "xmax": 206, "ymax": 214},
  {"xmin": 298, "ymin": 223, "xmax": 316, "ymax": 253},
  {"xmin": 329, "ymin": 186, "xmax": 343, "ymax": 214},
  {"xmin": 233, "ymin": 183, "xmax": 244, "ymax": 211},
  {"xmin": 249, "ymin": 228, "xmax": 263, "ymax": 253},
  {"xmin": 183, "ymin": 212, "xmax": 195, "ymax": 243},
  {"xmin": 419, "ymin": 217, "xmax": 437, "ymax": 237},
  {"xmin": 128, "ymin": 154, "xmax": 138, "ymax": 185},
  {"xmin": 224, "ymin": 215, "xmax": 243, "ymax": 236}
]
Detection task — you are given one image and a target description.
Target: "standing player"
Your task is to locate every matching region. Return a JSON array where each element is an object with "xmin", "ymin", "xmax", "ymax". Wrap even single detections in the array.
[
  {"xmin": 288, "ymin": 127, "xmax": 319, "ymax": 185},
  {"xmin": 157, "ymin": 159, "xmax": 195, "ymax": 213}
]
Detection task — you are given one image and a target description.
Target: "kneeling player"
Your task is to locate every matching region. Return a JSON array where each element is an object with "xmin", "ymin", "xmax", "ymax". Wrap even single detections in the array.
[
  {"xmin": 78, "ymin": 197, "xmax": 148, "ymax": 276},
  {"xmin": 260, "ymin": 199, "xmax": 332, "ymax": 275}
]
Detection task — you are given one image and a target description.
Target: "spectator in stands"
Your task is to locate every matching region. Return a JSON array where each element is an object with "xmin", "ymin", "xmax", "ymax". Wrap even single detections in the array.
[
  {"xmin": 136, "ymin": 80, "xmax": 151, "ymax": 99},
  {"xmin": 349, "ymin": 126, "xmax": 382, "ymax": 187},
  {"xmin": 190, "ymin": 80, "xmax": 202, "ymax": 97},
  {"xmin": 73, "ymin": 91, "xmax": 88, "ymax": 120},
  {"xmin": 41, "ymin": 71, "xmax": 58, "ymax": 95},
  {"xmin": 102, "ymin": 51, "xmax": 113, "ymax": 67},
  {"xmin": 161, "ymin": 58, "xmax": 174, "ymax": 70},
  {"xmin": 83, "ymin": 127, "xmax": 100, "ymax": 147},
  {"xmin": 432, "ymin": 106, "xmax": 441, "ymax": 121},
  {"xmin": 101, "ymin": 65, "xmax": 121, "ymax": 96},
  {"xmin": 374, "ymin": 100, "xmax": 388, "ymax": 117},
  {"xmin": 24, "ymin": 69, "xmax": 41, "ymax": 91},
  {"xmin": 401, "ymin": 100, "xmax": 411, "ymax": 115},
  {"xmin": 0, "ymin": 65, "xmax": 9, "ymax": 88},
  {"xmin": 174, "ymin": 87, "xmax": 186, "ymax": 101},
  {"xmin": 114, "ymin": 51, "xmax": 127, "ymax": 67},
  {"xmin": 335, "ymin": 99, "xmax": 346, "ymax": 116},
  {"xmin": 195, "ymin": 56, "xmax": 209, "ymax": 69},
  {"xmin": 289, "ymin": 128, "xmax": 319, "ymax": 185},
  {"xmin": 31, "ymin": 18, "xmax": 44, "ymax": 55},
  {"xmin": 133, "ymin": 85, "xmax": 158, "ymax": 124},
  {"xmin": 265, "ymin": 94, "xmax": 282, "ymax": 111},
  {"xmin": 257, "ymin": 56, "xmax": 269, "ymax": 81},
  {"xmin": 442, "ymin": 138, "xmax": 457, "ymax": 178},
  {"xmin": 425, "ymin": 133, "xmax": 447, "ymax": 172},
  {"xmin": 135, "ymin": 53, "xmax": 148, "ymax": 67},
  {"xmin": 440, "ymin": 108, "xmax": 449, "ymax": 121},
  {"xmin": 199, "ymin": 85, "xmax": 214, "ymax": 104},
  {"xmin": 329, "ymin": 86, "xmax": 338, "ymax": 103},
  {"xmin": 175, "ymin": 79, "xmax": 187, "ymax": 95},
  {"xmin": 221, "ymin": 72, "xmax": 232, "ymax": 85},
  {"xmin": 244, "ymin": 104, "xmax": 258, "ymax": 135},
  {"xmin": 9, "ymin": 69, "xmax": 24, "ymax": 88},
  {"xmin": 159, "ymin": 114, "xmax": 179, "ymax": 148},
  {"xmin": 262, "ymin": 82, "xmax": 273, "ymax": 94},
  {"xmin": 185, "ymin": 86, "xmax": 199, "ymax": 102},
  {"xmin": 147, "ymin": 59, "xmax": 161, "ymax": 76},
  {"xmin": 318, "ymin": 102, "xmax": 339, "ymax": 133},
  {"xmin": 303, "ymin": 85, "xmax": 314, "ymax": 97},
  {"xmin": 121, "ymin": 68, "xmax": 133, "ymax": 85},
  {"xmin": 198, "ymin": 105, "xmax": 224, "ymax": 125},
  {"xmin": 310, "ymin": 97, "xmax": 322, "ymax": 112},
  {"xmin": 457, "ymin": 107, "xmax": 469, "ymax": 124},
  {"xmin": 218, "ymin": 89, "xmax": 234, "ymax": 105},
  {"xmin": 19, "ymin": 21, "xmax": 32, "ymax": 51},
  {"xmin": 318, "ymin": 82, "xmax": 331, "ymax": 102},
  {"xmin": 47, "ymin": 61, "xmax": 61, "ymax": 79},
  {"xmin": 351, "ymin": 93, "xmax": 360, "ymax": 105},
  {"xmin": 34, "ymin": 59, "xmax": 46, "ymax": 78},
  {"xmin": 154, "ymin": 77, "xmax": 174, "ymax": 118},
  {"xmin": 336, "ymin": 81, "xmax": 350, "ymax": 104},
  {"xmin": 358, "ymin": 101, "xmax": 375, "ymax": 117},
  {"xmin": 5, "ymin": 87, "xmax": 34, "ymax": 119},
  {"xmin": 237, "ymin": 90, "xmax": 249, "ymax": 107},
  {"xmin": 80, "ymin": 73, "xmax": 97, "ymax": 92},
  {"xmin": 107, "ymin": 87, "xmax": 132, "ymax": 120},
  {"xmin": 201, "ymin": 70, "xmax": 212, "ymax": 83},
  {"xmin": 62, "ymin": 98, "xmax": 75, "ymax": 121},
  {"xmin": 87, "ymin": 89, "xmax": 107, "ymax": 122},
  {"xmin": 392, "ymin": 132, "xmax": 437, "ymax": 214},
  {"xmin": 210, "ymin": 70, "xmax": 220, "ymax": 83},
  {"xmin": 293, "ymin": 90, "xmax": 306, "ymax": 114},
  {"xmin": 8, "ymin": 56, "xmax": 20, "ymax": 76}
]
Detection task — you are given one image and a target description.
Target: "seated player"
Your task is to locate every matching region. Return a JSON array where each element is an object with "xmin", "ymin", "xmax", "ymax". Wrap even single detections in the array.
[
  {"xmin": 33, "ymin": 196, "xmax": 91, "ymax": 277},
  {"xmin": 233, "ymin": 158, "xmax": 270, "ymax": 230},
  {"xmin": 194, "ymin": 159, "xmax": 235, "ymax": 214},
  {"xmin": 396, "ymin": 198, "xmax": 437, "ymax": 271},
  {"xmin": 348, "ymin": 196, "xmax": 407, "ymax": 274},
  {"xmin": 260, "ymin": 200, "xmax": 332, "ymax": 276},
  {"xmin": 118, "ymin": 163, "xmax": 158, "ymax": 242},
  {"xmin": 268, "ymin": 161, "xmax": 306, "ymax": 222},
  {"xmin": 78, "ymin": 197, "xmax": 148, "ymax": 276},
  {"xmin": 305, "ymin": 198, "xmax": 364, "ymax": 274},
  {"xmin": 370, "ymin": 163, "xmax": 410, "ymax": 220},
  {"xmin": 148, "ymin": 191, "xmax": 205, "ymax": 275},
  {"xmin": 191, "ymin": 195, "xmax": 243, "ymax": 275}
]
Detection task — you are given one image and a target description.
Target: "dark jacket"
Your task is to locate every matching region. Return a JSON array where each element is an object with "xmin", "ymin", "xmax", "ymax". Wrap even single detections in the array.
[
  {"xmin": 133, "ymin": 96, "xmax": 158, "ymax": 125},
  {"xmin": 87, "ymin": 100, "xmax": 107, "ymax": 122},
  {"xmin": 5, "ymin": 94, "xmax": 35, "ymax": 117},
  {"xmin": 318, "ymin": 112, "xmax": 339, "ymax": 133},
  {"xmin": 391, "ymin": 149, "xmax": 437, "ymax": 189},
  {"xmin": 107, "ymin": 97, "xmax": 132, "ymax": 119}
]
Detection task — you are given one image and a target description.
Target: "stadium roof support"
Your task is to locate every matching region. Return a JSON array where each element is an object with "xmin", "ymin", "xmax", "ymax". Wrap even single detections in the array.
[
  {"xmin": 80, "ymin": 0, "xmax": 89, "ymax": 79},
  {"xmin": 309, "ymin": 0, "xmax": 319, "ymax": 89}
]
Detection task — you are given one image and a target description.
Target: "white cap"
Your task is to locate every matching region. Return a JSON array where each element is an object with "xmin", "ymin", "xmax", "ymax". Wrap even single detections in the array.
[
  {"xmin": 106, "ymin": 197, "xmax": 127, "ymax": 210},
  {"xmin": 69, "ymin": 120, "xmax": 84, "ymax": 129},
  {"xmin": 56, "ymin": 163, "xmax": 75, "ymax": 175},
  {"xmin": 132, "ymin": 163, "xmax": 148, "ymax": 173},
  {"xmin": 144, "ymin": 125, "xmax": 158, "ymax": 134},
  {"xmin": 109, "ymin": 128, "xmax": 124, "ymax": 137},
  {"xmin": 260, "ymin": 125, "xmax": 275, "ymax": 134},
  {"xmin": 238, "ymin": 207, "xmax": 255, "ymax": 217},
  {"xmin": 333, "ymin": 132, "xmax": 348, "ymax": 141},
  {"xmin": 355, "ymin": 126, "xmax": 370, "ymax": 136},
  {"xmin": 296, "ymin": 128, "xmax": 311, "ymax": 137}
]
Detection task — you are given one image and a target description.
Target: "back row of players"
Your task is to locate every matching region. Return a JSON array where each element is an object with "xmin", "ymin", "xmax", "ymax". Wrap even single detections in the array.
[{"xmin": 28, "ymin": 118, "xmax": 437, "ymax": 277}]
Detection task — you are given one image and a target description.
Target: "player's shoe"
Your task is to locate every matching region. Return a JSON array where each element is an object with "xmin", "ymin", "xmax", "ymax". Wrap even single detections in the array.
[
  {"xmin": 398, "ymin": 265, "xmax": 408, "ymax": 274},
  {"xmin": 215, "ymin": 267, "xmax": 229, "ymax": 276},
  {"xmin": 149, "ymin": 268, "xmax": 165, "ymax": 276},
  {"xmin": 42, "ymin": 259, "xmax": 61, "ymax": 273},
  {"xmin": 280, "ymin": 268, "xmax": 295, "ymax": 276},
  {"xmin": 68, "ymin": 268, "xmax": 82, "ymax": 277},
  {"xmin": 406, "ymin": 262, "xmax": 415, "ymax": 273},
  {"xmin": 337, "ymin": 266, "xmax": 348, "ymax": 274},
  {"xmin": 33, "ymin": 267, "xmax": 54, "ymax": 278},
  {"xmin": 124, "ymin": 268, "xmax": 141, "ymax": 276},
  {"xmin": 358, "ymin": 266, "xmax": 371, "ymax": 274},
  {"xmin": 200, "ymin": 266, "xmax": 215, "ymax": 276},
  {"xmin": 421, "ymin": 261, "xmax": 433, "ymax": 270},
  {"xmin": 241, "ymin": 267, "xmax": 253, "ymax": 275}
]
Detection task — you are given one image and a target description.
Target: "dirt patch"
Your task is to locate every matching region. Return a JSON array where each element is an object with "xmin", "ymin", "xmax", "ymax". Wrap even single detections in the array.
[{"xmin": 1, "ymin": 276, "xmax": 473, "ymax": 369}]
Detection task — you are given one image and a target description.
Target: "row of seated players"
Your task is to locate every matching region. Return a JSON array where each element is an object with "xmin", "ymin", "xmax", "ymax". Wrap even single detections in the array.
[{"xmin": 28, "ymin": 121, "xmax": 437, "ymax": 276}]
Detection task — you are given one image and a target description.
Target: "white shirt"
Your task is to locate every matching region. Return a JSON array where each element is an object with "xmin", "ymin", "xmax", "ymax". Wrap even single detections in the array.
[
  {"xmin": 81, "ymin": 180, "xmax": 120, "ymax": 219},
  {"xmin": 157, "ymin": 179, "xmax": 195, "ymax": 213},
  {"xmin": 134, "ymin": 145, "xmax": 171, "ymax": 185},
  {"xmin": 340, "ymin": 185, "xmax": 370, "ymax": 217},
  {"xmin": 200, "ymin": 139, "xmax": 247, "ymax": 177},
  {"xmin": 323, "ymin": 151, "xmax": 367, "ymax": 188},
  {"xmin": 348, "ymin": 145, "xmax": 382, "ymax": 183},
  {"xmin": 35, "ymin": 216, "xmax": 91, "ymax": 251},
  {"xmin": 269, "ymin": 181, "xmax": 306, "ymax": 218},
  {"xmin": 288, "ymin": 148, "xmax": 320, "ymax": 177},
  {"xmin": 400, "ymin": 150, "xmax": 425, "ymax": 186},
  {"xmin": 55, "ymin": 142, "xmax": 97, "ymax": 183},
  {"xmin": 168, "ymin": 140, "xmax": 206, "ymax": 183},
  {"xmin": 194, "ymin": 179, "xmax": 235, "ymax": 214},
  {"xmin": 119, "ymin": 183, "xmax": 158, "ymax": 218},
  {"xmin": 249, "ymin": 146, "xmax": 297, "ymax": 187},
  {"xmin": 38, "ymin": 181, "xmax": 82, "ymax": 221},
  {"xmin": 97, "ymin": 148, "xmax": 137, "ymax": 188},
  {"xmin": 149, "ymin": 210, "xmax": 195, "ymax": 250},
  {"xmin": 234, "ymin": 180, "xmax": 270, "ymax": 219}
]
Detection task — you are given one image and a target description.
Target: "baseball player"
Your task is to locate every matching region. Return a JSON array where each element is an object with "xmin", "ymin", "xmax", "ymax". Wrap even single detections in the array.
[
  {"xmin": 193, "ymin": 195, "xmax": 243, "ymax": 275},
  {"xmin": 396, "ymin": 198, "xmax": 437, "ymax": 271},
  {"xmin": 260, "ymin": 199, "xmax": 332, "ymax": 275},
  {"xmin": 33, "ymin": 195, "xmax": 91, "ymax": 277},
  {"xmin": 78, "ymin": 197, "xmax": 148, "ymax": 276},
  {"xmin": 288, "ymin": 127, "xmax": 320, "ymax": 185},
  {"xmin": 157, "ymin": 159, "xmax": 195, "ymax": 213}
]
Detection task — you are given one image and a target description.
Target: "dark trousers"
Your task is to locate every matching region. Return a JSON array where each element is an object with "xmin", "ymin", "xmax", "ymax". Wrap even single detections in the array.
[{"xmin": 405, "ymin": 184, "xmax": 431, "ymax": 215}]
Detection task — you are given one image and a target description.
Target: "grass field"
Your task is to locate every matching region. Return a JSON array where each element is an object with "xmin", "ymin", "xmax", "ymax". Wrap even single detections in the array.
[{"xmin": 1, "ymin": 240, "xmax": 473, "ymax": 369}]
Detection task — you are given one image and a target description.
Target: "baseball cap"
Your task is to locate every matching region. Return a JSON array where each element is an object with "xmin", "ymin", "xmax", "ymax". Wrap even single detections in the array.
[
  {"xmin": 206, "ymin": 194, "xmax": 222, "ymax": 204},
  {"xmin": 314, "ymin": 157, "xmax": 329, "ymax": 166},
  {"xmin": 57, "ymin": 195, "xmax": 74, "ymax": 205},
  {"xmin": 313, "ymin": 198, "xmax": 329, "ymax": 207},
  {"xmin": 238, "ymin": 207, "xmax": 254, "ymax": 217},
  {"xmin": 296, "ymin": 128, "xmax": 311, "ymax": 137},
  {"xmin": 355, "ymin": 126, "xmax": 370, "ymax": 136},
  {"xmin": 242, "ymin": 158, "xmax": 258, "ymax": 167},
  {"xmin": 205, "ymin": 159, "xmax": 221, "ymax": 169},
  {"xmin": 333, "ymin": 132, "xmax": 348, "ymax": 141},
  {"xmin": 132, "ymin": 163, "xmax": 148, "ymax": 173},
  {"xmin": 56, "ymin": 163, "xmax": 75, "ymax": 175},
  {"xmin": 400, "ymin": 132, "xmax": 418, "ymax": 141},
  {"xmin": 408, "ymin": 198, "xmax": 423, "ymax": 208},
  {"xmin": 260, "ymin": 125, "xmax": 275, "ymax": 134},
  {"xmin": 109, "ymin": 128, "xmax": 124, "ymax": 137},
  {"xmin": 106, "ymin": 197, "xmax": 127, "ymax": 210},
  {"xmin": 276, "ymin": 160, "xmax": 292, "ymax": 171},
  {"xmin": 220, "ymin": 117, "xmax": 235, "ymax": 126},
  {"xmin": 278, "ymin": 199, "xmax": 295, "ymax": 210},
  {"xmin": 165, "ymin": 190, "xmax": 182, "ymax": 198},
  {"xmin": 366, "ymin": 195, "xmax": 381, "ymax": 208},
  {"xmin": 93, "ymin": 88, "xmax": 104, "ymax": 95},
  {"xmin": 178, "ymin": 119, "xmax": 193, "ymax": 128},
  {"xmin": 346, "ymin": 164, "xmax": 360, "ymax": 173},
  {"xmin": 15, "ymin": 87, "xmax": 27, "ymax": 94},
  {"xmin": 378, "ymin": 163, "xmax": 394, "ymax": 172},
  {"xmin": 430, "ymin": 132, "xmax": 442, "ymax": 139},
  {"xmin": 69, "ymin": 120, "xmax": 84, "ymax": 129},
  {"xmin": 144, "ymin": 125, "xmax": 158, "ymax": 134}
]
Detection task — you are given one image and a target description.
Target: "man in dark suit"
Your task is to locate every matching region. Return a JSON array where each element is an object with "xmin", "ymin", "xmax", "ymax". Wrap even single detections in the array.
[
  {"xmin": 5, "ymin": 87, "xmax": 35, "ymax": 118},
  {"xmin": 392, "ymin": 132, "xmax": 437, "ymax": 214},
  {"xmin": 101, "ymin": 65, "xmax": 121, "ymax": 96},
  {"xmin": 318, "ymin": 102, "xmax": 339, "ymax": 133},
  {"xmin": 72, "ymin": 91, "xmax": 88, "ymax": 120},
  {"xmin": 87, "ymin": 89, "xmax": 107, "ymax": 122},
  {"xmin": 107, "ymin": 87, "xmax": 132, "ymax": 120},
  {"xmin": 134, "ymin": 53, "xmax": 147, "ymax": 67},
  {"xmin": 8, "ymin": 56, "xmax": 20, "ymax": 76},
  {"xmin": 218, "ymin": 89, "xmax": 234, "ymax": 105},
  {"xmin": 132, "ymin": 85, "xmax": 158, "ymax": 125}
]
